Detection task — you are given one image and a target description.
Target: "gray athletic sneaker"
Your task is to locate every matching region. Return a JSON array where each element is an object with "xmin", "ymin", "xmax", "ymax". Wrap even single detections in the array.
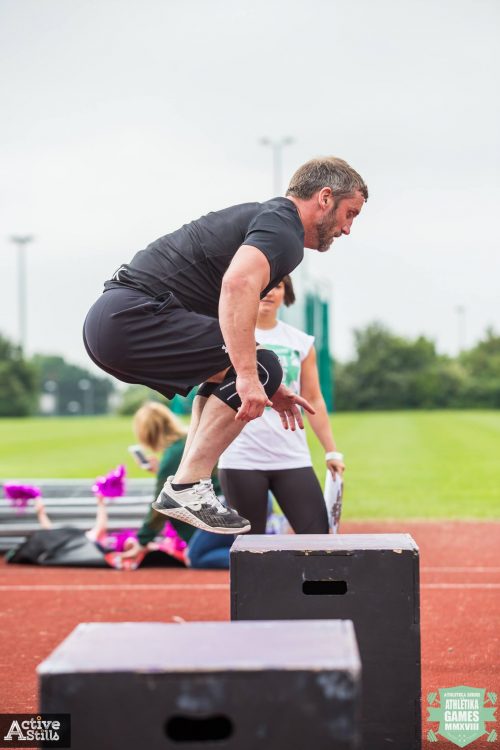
[{"xmin": 152, "ymin": 478, "xmax": 251, "ymax": 534}]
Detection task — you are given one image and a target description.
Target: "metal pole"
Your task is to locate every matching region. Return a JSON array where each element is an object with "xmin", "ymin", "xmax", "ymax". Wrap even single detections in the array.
[
  {"xmin": 272, "ymin": 143, "xmax": 281, "ymax": 196},
  {"xmin": 45, "ymin": 380, "xmax": 59, "ymax": 416},
  {"xmin": 10, "ymin": 235, "xmax": 33, "ymax": 352},
  {"xmin": 456, "ymin": 305, "xmax": 466, "ymax": 353},
  {"xmin": 259, "ymin": 137, "xmax": 294, "ymax": 195},
  {"xmin": 78, "ymin": 379, "xmax": 93, "ymax": 415}
]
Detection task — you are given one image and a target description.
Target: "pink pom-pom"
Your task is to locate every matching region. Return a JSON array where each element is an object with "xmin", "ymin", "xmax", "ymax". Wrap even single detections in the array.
[
  {"xmin": 163, "ymin": 521, "xmax": 188, "ymax": 552},
  {"xmin": 3, "ymin": 483, "xmax": 41, "ymax": 513},
  {"xmin": 92, "ymin": 464, "xmax": 126, "ymax": 499}
]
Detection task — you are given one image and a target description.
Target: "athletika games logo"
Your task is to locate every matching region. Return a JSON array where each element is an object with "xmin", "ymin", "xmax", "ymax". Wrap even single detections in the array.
[
  {"xmin": 0, "ymin": 714, "xmax": 71, "ymax": 748},
  {"xmin": 427, "ymin": 686, "xmax": 497, "ymax": 747}
]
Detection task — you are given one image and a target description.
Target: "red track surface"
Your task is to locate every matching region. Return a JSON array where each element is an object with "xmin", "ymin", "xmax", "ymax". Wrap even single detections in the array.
[{"xmin": 1, "ymin": 521, "xmax": 499, "ymax": 749}]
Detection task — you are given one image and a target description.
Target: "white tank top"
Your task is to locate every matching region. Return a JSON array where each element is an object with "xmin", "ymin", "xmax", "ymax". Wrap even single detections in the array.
[{"xmin": 218, "ymin": 320, "xmax": 315, "ymax": 471}]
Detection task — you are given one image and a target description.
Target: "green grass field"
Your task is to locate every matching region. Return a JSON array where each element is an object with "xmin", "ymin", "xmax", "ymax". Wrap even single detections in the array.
[{"xmin": 1, "ymin": 411, "xmax": 498, "ymax": 519}]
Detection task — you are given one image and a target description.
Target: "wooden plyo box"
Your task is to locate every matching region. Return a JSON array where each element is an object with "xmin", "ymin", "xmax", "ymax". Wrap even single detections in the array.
[
  {"xmin": 39, "ymin": 619, "xmax": 362, "ymax": 750},
  {"xmin": 231, "ymin": 533, "xmax": 421, "ymax": 750}
]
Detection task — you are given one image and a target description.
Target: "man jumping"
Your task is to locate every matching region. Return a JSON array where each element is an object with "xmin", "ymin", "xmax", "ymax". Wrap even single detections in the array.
[{"xmin": 83, "ymin": 157, "xmax": 368, "ymax": 534}]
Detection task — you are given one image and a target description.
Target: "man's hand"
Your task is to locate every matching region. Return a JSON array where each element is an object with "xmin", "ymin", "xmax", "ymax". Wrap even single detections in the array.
[
  {"xmin": 270, "ymin": 384, "xmax": 315, "ymax": 431},
  {"xmin": 235, "ymin": 374, "xmax": 272, "ymax": 422}
]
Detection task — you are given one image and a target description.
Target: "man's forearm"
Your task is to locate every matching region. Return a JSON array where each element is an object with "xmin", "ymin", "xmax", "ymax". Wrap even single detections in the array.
[{"xmin": 219, "ymin": 278, "xmax": 260, "ymax": 375}]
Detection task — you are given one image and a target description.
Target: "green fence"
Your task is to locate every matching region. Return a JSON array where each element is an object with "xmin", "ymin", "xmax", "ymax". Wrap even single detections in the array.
[{"xmin": 305, "ymin": 292, "xmax": 333, "ymax": 412}]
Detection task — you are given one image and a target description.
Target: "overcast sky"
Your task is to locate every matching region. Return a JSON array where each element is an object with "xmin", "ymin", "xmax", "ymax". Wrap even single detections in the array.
[{"xmin": 1, "ymin": 0, "xmax": 498, "ymax": 375}]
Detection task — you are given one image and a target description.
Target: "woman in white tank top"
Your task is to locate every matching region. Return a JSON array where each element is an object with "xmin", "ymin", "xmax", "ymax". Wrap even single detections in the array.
[{"xmin": 218, "ymin": 275, "xmax": 344, "ymax": 533}]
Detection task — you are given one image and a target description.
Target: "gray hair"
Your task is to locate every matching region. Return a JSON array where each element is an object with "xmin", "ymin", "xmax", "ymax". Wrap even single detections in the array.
[{"xmin": 286, "ymin": 157, "xmax": 368, "ymax": 201}]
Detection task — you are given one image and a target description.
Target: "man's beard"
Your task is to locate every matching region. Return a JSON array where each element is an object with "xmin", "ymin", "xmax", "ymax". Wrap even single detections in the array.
[{"xmin": 315, "ymin": 205, "xmax": 338, "ymax": 252}]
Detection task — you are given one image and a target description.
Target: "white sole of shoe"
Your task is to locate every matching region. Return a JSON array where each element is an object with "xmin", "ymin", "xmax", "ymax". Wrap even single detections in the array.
[{"xmin": 152, "ymin": 503, "xmax": 251, "ymax": 535}]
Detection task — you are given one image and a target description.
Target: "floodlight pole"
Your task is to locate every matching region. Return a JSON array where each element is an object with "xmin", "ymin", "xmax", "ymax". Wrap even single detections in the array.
[
  {"xmin": 10, "ymin": 235, "xmax": 34, "ymax": 352},
  {"xmin": 78, "ymin": 378, "xmax": 94, "ymax": 415},
  {"xmin": 456, "ymin": 305, "xmax": 466, "ymax": 353},
  {"xmin": 259, "ymin": 137, "xmax": 294, "ymax": 196}
]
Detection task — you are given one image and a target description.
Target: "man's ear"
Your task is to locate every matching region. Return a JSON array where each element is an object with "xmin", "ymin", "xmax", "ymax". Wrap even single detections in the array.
[{"xmin": 317, "ymin": 187, "xmax": 333, "ymax": 211}]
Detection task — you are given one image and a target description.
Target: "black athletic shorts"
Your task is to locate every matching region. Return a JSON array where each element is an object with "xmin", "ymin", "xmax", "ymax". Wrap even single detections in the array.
[{"xmin": 83, "ymin": 287, "xmax": 232, "ymax": 399}]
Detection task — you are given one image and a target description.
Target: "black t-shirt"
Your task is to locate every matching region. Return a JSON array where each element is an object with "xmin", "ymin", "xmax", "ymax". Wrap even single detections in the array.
[{"xmin": 104, "ymin": 197, "xmax": 304, "ymax": 318}]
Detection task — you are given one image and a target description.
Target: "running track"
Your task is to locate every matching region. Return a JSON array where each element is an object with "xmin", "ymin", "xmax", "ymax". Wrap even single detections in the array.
[{"xmin": 1, "ymin": 521, "xmax": 498, "ymax": 749}]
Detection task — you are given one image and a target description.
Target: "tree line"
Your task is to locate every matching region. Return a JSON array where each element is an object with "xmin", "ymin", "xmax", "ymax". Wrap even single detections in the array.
[
  {"xmin": 0, "ymin": 335, "xmax": 114, "ymax": 417},
  {"xmin": 334, "ymin": 323, "xmax": 500, "ymax": 411},
  {"xmin": 1, "ymin": 324, "xmax": 499, "ymax": 417}
]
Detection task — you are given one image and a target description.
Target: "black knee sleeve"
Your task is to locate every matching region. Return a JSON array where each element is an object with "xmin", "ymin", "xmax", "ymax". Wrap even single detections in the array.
[
  {"xmin": 212, "ymin": 348, "xmax": 283, "ymax": 411},
  {"xmin": 255, "ymin": 348, "xmax": 283, "ymax": 399},
  {"xmin": 197, "ymin": 382, "xmax": 219, "ymax": 398}
]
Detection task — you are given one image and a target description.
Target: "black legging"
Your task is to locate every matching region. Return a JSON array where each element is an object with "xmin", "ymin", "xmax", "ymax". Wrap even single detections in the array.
[{"xmin": 218, "ymin": 467, "xmax": 329, "ymax": 534}]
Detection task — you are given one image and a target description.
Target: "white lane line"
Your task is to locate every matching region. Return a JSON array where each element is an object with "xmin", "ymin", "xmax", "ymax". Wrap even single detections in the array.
[
  {"xmin": 421, "ymin": 566, "xmax": 500, "ymax": 573},
  {"xmin": 0, "ymin": 583, "xmax": 230, "ymax": 592},
  {"xmin": 421, "ymin": 583, "xmax": 500, "ymax": 589},
  {"xmin": 0, "ymin": 582, "xmax": 499, "ymax": 592}
]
